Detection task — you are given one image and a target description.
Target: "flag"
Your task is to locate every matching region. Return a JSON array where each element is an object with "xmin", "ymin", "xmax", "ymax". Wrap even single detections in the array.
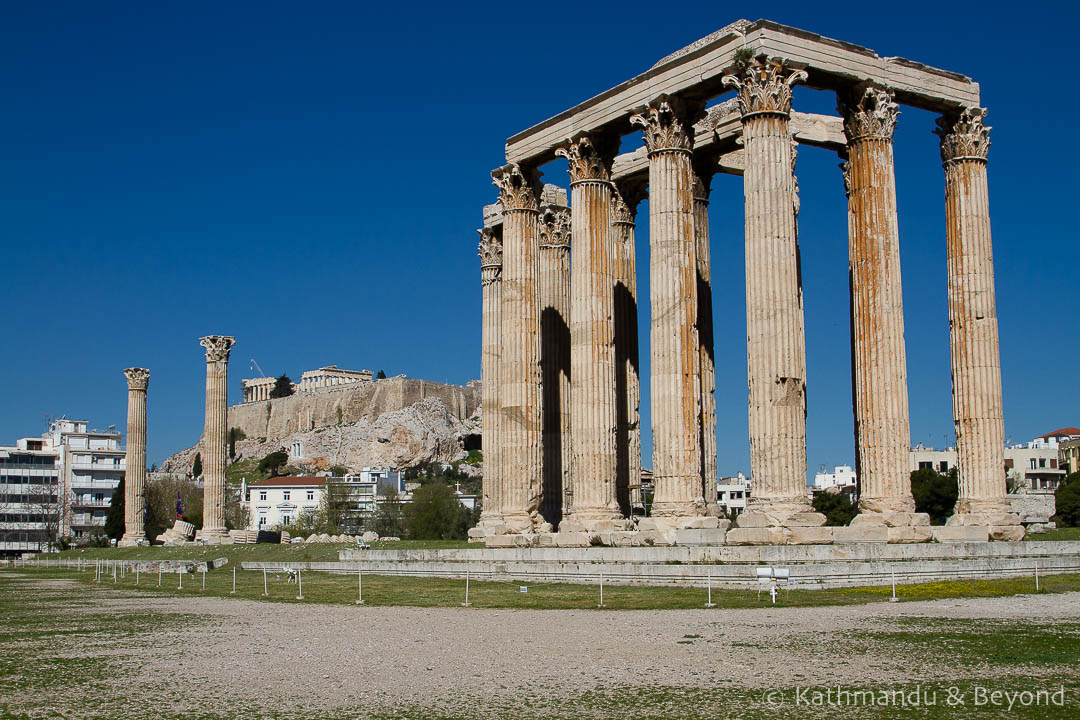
[{"xmin": 176, "ymin": 491, "xmax": 183, "ymax": 520}]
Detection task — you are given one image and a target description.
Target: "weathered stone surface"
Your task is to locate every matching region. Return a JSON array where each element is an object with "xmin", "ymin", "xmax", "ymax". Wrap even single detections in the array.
[
  {"xmin": 989, "ymin": 525, "xmax": 1026, "ymax": 542},
  {"xmin": 784, "ymin": 527, "xmax": 833, "ymax": 545},
  {"xmin": 888, "ymin": 526, "xmax": 934, "ymax": 544},
  {"xmin": 786, "ymin": 512, "xmax": 828, "ymax": 527},
  {"xmin": 553, "ymin": 532, "xmax": 591, "ymax": 548},
  {"xmin": 676, "ymin": 516, "xmax": 722, "ymax": 530},
  {"xmin": 725, "ymin": 527, "xmax": 786, "ymax": 545},
  {"xmin": 833, "ymin": 526, "xmax": 888, "ymax": 543},
  {"xmin": 119, "ymin": 368, "xmax": 150, "ymax": 548},
  {"xmin": 198, "ymin": 335, "xmax": 234, "ymax": 543},
  {"xmin": 852, "ymin": 511, "xmax": 931, "ymax": 528},
  {"xmin": 932, "ymin": 526, "xmax": 989, "ymax": 543},
  {"xmin": 671, "ymin": 528, "xmax": 728, "ymax": 546}
]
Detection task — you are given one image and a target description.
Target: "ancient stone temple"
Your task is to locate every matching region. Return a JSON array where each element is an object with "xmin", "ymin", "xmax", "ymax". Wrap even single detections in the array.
[
  {"xmin": 476, "ymin": 20, "xmax": 1020, "ymax": 546},
  {"xmin": 118, "ymin": 367, "xmax": 149, "ymax": 547},
  {"xmin": 196, "ymin": 335, "xmax": 235, "ymax": 544}
]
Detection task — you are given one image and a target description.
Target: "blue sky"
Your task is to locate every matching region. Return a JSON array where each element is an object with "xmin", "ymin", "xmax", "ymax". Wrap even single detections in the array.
[{"xmin": 2, "ymin": 1, "xmax": 1077, "ymax": 479}]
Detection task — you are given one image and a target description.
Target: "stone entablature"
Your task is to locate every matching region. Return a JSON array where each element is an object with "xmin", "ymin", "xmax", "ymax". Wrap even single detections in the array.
[
  {"xmin": 242, "ymin": 365, "xmax": 375, "ymax": 402},
  {"xmin": 476, "ymin": 20, "xmax": 1017, "ymax": 545}
]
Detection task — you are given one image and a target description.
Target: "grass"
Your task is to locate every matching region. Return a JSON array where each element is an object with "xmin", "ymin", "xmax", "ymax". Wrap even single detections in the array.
[
  {"xmin": 1029, "ymin": 526, "xmax": 1080, "ymax": 541},
  {"xmin": 8, "ymin": 560, "xmax": 1080, "ymax": 611}
]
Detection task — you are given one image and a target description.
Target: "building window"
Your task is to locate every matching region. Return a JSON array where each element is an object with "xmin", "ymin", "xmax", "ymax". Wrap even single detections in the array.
[
  {"xmin": 258, "ymin": 515, "xmax": 267, "ymax": 527},
  {"xmin": 259, "ymin": 491, "xmax": 267, "ymax": 501},
  {"xmin": 939, "ymin": 461, "xmax": 949, "ymax": 472},
  {"xmin": 1051, "ymin": 459, "xmax": 1057, "ymax": 469},
  {"xmin": 306, "ymin": 490, "xmax": 314, "ymax": 501},
  {"xmin": 1039, "ymin": 458, "xmax": 1047, "ymax": 468},
  {"xmin": 281, "ymin": 515, "xmax": 291, "ymax": 526},
  {"xmin": 283, "ymin": 491, "xmax": 290, "ymax": 501},
  {"xmin": 1030, "ymin": 459, "xmax": 1037, "ymax": 470}
]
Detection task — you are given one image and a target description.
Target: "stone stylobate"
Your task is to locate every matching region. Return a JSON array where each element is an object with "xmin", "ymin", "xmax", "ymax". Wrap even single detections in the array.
[
  {"xmin": 197, "ymin": 334, "xmax": 235, "ymax": 544},
  {"xmin": 555, "ymin": 133, "xmax": 627, "ymax": 532},
  {"xmin": 838, "ymin": 84, "xmax": 929, "ymax": 539},
  {"xmin": 723, "ymin": 57, "xmax": 825, "ymax": 536},
  {"xmin": 492, "ymin": 163, "xmax": 550, "ymax": 534},
  {"xmin": 935, "ymin": 108, "xmax": 1022, "ymax": 541},
  {"xmin": 118, "ymin": 367, "xmax": 149, "ymax": 547}
]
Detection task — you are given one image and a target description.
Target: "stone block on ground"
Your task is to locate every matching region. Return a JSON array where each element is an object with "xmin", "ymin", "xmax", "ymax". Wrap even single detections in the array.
[
  {"xmin": 671, "ymin": 528, "xmax": 728, "ymax": 546},
  {"xmin": 610, "ymin": 531, "xmax": 643, "ymax": 547},
  {"xmin": 725, "ymin": 527, "xmax": 785, "ymax": 545},
  {"xmin": 833, "ymin": 525, "xmax": 888, "ymax": 543},
  {"xmin": 786, "ymin": 512, "xmax": 828, "ymax": 527},
  {"xmin": 554, "ymin": 532, "xmax": 591, "ymax": 548},
  {"xmin": 557, "ymin": 519, "xmax": 587, "ymax": 533},
  {"xmin": 888, "ymin": 526, "xmax": 934, "ymax": 544},
  {"xmin": 932, "ymin": 525, "xmax": 989, "ymax": 542},
  {"xmin": 676, "ymin": 516, "xmax": 720, "ymax": 530},
  {"xmin": 537, "ymin": 533, "xmax": 557, "ymax": 547},
  {"xmin": 989, "ymin": 525, "xmax": 1026, "ymax": 542},
  {"xmin": 637, "ymin": 530, "xmax": 670, "ymax": 546},
  {"xmin": 784, "ymin": 527, "xmax": 833, "ymax": 545},
  {"xmin": 732, "ymin": 512, "xmax": 770, "ymax": 528}
]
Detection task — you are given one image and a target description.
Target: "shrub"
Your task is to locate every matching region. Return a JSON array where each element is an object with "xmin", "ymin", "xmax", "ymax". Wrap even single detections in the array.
[
  {"xmin": 911, "ymin": 468, "xmax": 959, "ymax": 525},
  {"xmin": 1055, "ymin": 473, "xmax": 1080, "ymax": 527},
  {"xmin": 811, "ymin": 491, "xmax": 858, "ymax": 526}
]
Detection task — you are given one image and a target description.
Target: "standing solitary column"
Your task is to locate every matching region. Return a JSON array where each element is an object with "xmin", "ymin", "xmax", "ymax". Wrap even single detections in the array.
[
  {"xmin": 631, "ymin": 96, "xmax": 705, "ymax": 521},
  {"xmin": 692, "ymin": 168, "xmax": 720, "ymax": 517},
  {"xmin": 198, "ymin": 335, "xmax": 235, "ymax": 543},
  {"xmin": 723, "ymin": 57, "xmax": 821, "ymax": 528},
  {"xmin": 839, "ymin": 85, "xmax": 922, "ymax": 524},
  {"xmin": 936, "ymin": 108, "xmax": 1021, "ymax": 540},
  {"xmin": 611, "ymin": 181, "xmax": 644, "ymax": 515},
  {"xmin": 538, "ymin": 206, "xmax": 572, "ymax": 525},
  {"xmin": 475, "ymin": 227, "xmax": 505, "ymax": 536},
  {"xmin": 492, "ymin": 164, "xmax": 549, "ymax": 534},
  {"xmin": 118, "ymin": 367, "xmax": 149, "ymax": 547},
  {"xmin": 555, "ymin": 133, "xmax": 627, "ymax": 531}
]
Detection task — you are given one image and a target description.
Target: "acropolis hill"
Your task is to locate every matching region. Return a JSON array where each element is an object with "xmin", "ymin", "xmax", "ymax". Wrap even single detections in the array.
[{"xmin": 160, "ymin": 374, "xmax": 481, "ymax": 475}]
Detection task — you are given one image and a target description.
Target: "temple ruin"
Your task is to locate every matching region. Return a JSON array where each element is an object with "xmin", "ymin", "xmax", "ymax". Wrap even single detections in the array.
[{"xmin": 475, "ymin": 20, "xmax": 1022, "ymax": 546}]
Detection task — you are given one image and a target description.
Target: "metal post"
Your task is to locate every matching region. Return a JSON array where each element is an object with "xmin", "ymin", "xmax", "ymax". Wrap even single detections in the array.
[
  {"xmin": 158, "ymin": 564, "xmax": 162, "ymax": 587},
  {"xmin": 178, "ymin": 567, "xmax": 183, "ymax": 590},
  {"xmin": 201, "ymin": 568, "xmax": 206, "ymax": 591},
  {"xmin": 231, "ymin": 567, "xmax": 236, "ymax": 594},
  {"xmin": 1035, "ymin": 561, "xmax": 1040, "ymax": 592},
  {"xmin": 598, "ymin": 571, "xmax": 605, "ymax": 608},
  {"xmin": 890, "ymin": 572, "xmax": 898, "ymax": 602},
  {"xmin": 113, "ymin": 564, "xmax": 117, "ymax": 584},
  {"xmin": 356, "ymin": 565, "xmax": 364, "ymax": 605},
  {"xmin": 136, "ymin": 566, "xmax": 139, "ymax": 585},
  {"xmin": 705, "ymin": 571, "xmax": 716, "ymax": 608},
  {"xmin": 263, "ymin": 567, "xmax": 268, "ymax": 596},
  {"xmin": 462, "ymin": 569, "xmax": 471, "ymax": 607},
  {"xmin": 296, "ymin": 568, "xmax": 304, "ymax": 600}
]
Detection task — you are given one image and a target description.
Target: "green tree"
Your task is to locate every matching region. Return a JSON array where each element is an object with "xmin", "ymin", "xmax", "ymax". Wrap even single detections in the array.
[
  {"xmin": 257, "ymin": 450, "xmax": 289, "ymax": 477},
  {"xmin": 105, "ymin": 476, "xmax": 126, "ymax": 540},
  {"xmin": 191, "ymin": 452, "xmax": 202, "ymax": 480},
  {"xmin": 910, "ymin": 467, "xmax": 959, "ymax": 525},
  {"xmin": 1055, "ymin": 473, "xmax": 1080, "ymax": 527},
  {"xmin": 372, "ymin": 487, "xmax": 405, "ymax": 537},
  {"xmin": 403, "ymin": 483, "xmax": 470, "ymax": 540},
  {"xmin": 145, "ymin": 474, "xmax": 204, "ymax": 540},
  {"xmin": 811, "ymin": 491, "xmax": 858, "ymax": 526},
  {"xmin": 270, "ymin": 373, "xmax": 294, "ymax": 399},
  {"xmin": 375, "ymin": 370, "xmax": 387, "ymax": 380},
  {"xmin": 228, "ymin": 427, "xmax": 246, "ymax": 459}
]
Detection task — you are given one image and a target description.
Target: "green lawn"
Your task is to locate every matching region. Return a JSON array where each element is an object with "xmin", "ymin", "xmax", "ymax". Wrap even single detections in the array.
[{"xmin": 1029, "ymin": 526, "xmax": 1080, "ymax": 541}]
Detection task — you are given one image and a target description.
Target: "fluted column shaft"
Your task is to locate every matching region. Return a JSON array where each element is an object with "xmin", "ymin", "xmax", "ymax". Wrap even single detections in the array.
[
  {"xmin": 539, "ymin": 207, "xmax": 572, "ymax": 523},
  {"xmin": 612, "ymin": 184, "xmax": 643, "ymax": 513},
  {"xmin": 199, "ymin": 335, "xmax": 234, "ymax": 539},
  {"xmin": 119, "ymin": 368, "xmax": 149, "ymax": 546},
  {"xmin": 556, "ymin": 134, "xmax": 623, "ymax": 526},
  {"xmin": 631, "ymin": 99, "xmax": 704, "ymax": 517},
  {"xmin": 723, "ymin": 59, "xmax": 812, "ymax": 515},
  {"xmin": 693, "ymin": 172, "xmax": 719, "ymax": 515},
  {"xmin": 492, "ymin": 164, "xmax": 546, "ymax": 532},
  {"xmin": 841, "ymin": 87, "xmax": 915, "ymax": 513},
  {"xmin": 937, "ymin": 109, "xmax": 1008, "ymax": 515},
  {"xmin": 478, "ymin": 229, "xmax": 504, "ymax": 524}
]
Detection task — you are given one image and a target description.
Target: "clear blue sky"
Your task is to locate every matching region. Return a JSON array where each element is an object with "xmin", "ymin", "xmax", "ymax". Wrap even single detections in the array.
[{"xmin": 3, "ymin": 1, "xmax": 1077, "ymax": 479}]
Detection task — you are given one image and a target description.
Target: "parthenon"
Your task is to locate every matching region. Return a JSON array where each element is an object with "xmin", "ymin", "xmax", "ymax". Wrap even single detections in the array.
[{"xmin": 475, "ymin": 19, "xmax": 1023, "ymax": 546}]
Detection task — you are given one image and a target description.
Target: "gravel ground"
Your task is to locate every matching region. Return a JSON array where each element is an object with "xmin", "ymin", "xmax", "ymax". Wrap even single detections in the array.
[{"xmin": 5, "ymin": 578, "xmax": 1080, "ymax": 718}]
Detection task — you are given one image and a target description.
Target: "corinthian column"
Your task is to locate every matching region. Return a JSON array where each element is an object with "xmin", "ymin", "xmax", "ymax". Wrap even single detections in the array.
[
  {"xmin": 692, "ymin": 168, "xmax": 720, "ymax": 516},
  {"xmin": 492, "ymin": 164, "xmax": 549, "ymax": 534},
  {"xmin": 555, "ymin": 133, "xmax": 626, "ymax": 531},
  {"xmin": 936, "ymin": 108, "xmax": 1020, "ymax": 539},
  {"xmin": 839, "ymin": 85, "xmax": 921, "ymax": 523},
  {"xmin": 723, "ymin": 57, "xmax": 821, "ymax": 527},
  {"xmin": 476, "ymin": 227, "xmax": 504, "ymax": 534},
  {"xmin": 118, "ymin": 368, "xmax": 149, "ymax": 547},
  {"xmin": 538, "ymin": 206, "xmax": 572, "ymax": 524},
  {"xmin": 198, "ymin": 335, "xmax": 235, "ymax": 543},
  {"xmin": 611, "ymin": 181, "xmax": 644, "ymax": 515},
  {"xmin": 630, "ymin": 97, "xmax": 705, "ymax": 520}
]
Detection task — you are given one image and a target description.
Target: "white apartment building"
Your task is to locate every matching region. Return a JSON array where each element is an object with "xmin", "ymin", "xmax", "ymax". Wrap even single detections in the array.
[
  {"xmin": 909, "ymin": 436, "xmax": 1066, "ymax": 493},
  {"xmin": 244, "ymin": 467, "xmax": 407, "ymax": 530},
  {"xmin": 812, "ymin": 465, "xmax": 857, "ymax": 491},
  {"xmin": 48, "ymin": 420, "xmax": 125, "ymax": 537},
  {"xmin": 0, "ymin": 438, "xmax": 60, "ymax": 556},
  {"xmin": 716, "ymin": 473, "xmax": 751, "ymax": 516}
]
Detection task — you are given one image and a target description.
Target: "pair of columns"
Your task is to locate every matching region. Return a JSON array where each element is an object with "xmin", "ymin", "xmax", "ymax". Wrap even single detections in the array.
[{"xmin": 118, "ymin": 368, "xmax": 150, "ymax": 547}]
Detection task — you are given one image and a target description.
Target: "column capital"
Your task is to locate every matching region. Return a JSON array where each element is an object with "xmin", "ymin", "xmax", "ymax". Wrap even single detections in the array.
[
  {"xmin": 722, "ymin": 55, "xmax": 807, "ymax": 119},
  {"xmin": 839, "ymin": 84, "xmax": 900, "ymax": 142},
  {"xmin": 123, "ymin": 367, "xmax": 150, "ymax": 391},
  {"xmin": 492, "ymin": 163, "xmax": 542, "ymax": 212},
  {"xmin": 200, "ymin": 335, "xmax": 236, "ymax": 363},
  {"xmin": 611, "ymin": 179, "xmax": 647, "ymax": 226},
  {"xmin": 936, "ymin": 107, "xmax": 991, "ymax": 165},
  {"xmin": 538, "ymin": 206, "xmax": 571, "ymax": 249},
  {"xmin": 477, "ymin": 227, "xmax": 503, "ymax": 280},
  {"xmin": 554, "ymin": 132, "xmax": 617, "ymax": 183},
  {"xmin": 630, "ymin": 95, "xmax": 703, "ymax": 155}
]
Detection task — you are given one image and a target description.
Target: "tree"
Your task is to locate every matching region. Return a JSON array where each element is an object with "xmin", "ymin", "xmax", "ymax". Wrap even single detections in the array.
[
  {"xmin": 910, "ymin": 467, "xmax": 959, "ymax": 525},
  {"xmin": 1055, "ymin": 473, "xmax": 1080, "ymax": 527},
  {"xmin": 145, "ymin": 474, "xmax": 204, "ymax": 540},
  {"xmin": 372, "ymin": 487, "xmax": 405, "ymax": 537},
  {"xmin": 811, "ymin": 490, "xmax": 858, "ymax": 527},
  {"xmin": 375, "ymin": 370, "xmax": 387, "ymax": 380},
  {"xmin": 191, "ymin": 452, "xmax": 202, "ymax": 480},
  {"xmin": 228, "ymin": 427, "xmax": 247, "ymax": 459},
  {"xmin": 105, "ymin": 476, "xmax": 125, "ymax": 540},
  {"xmin": 269, "ymin": 374, "xmax": 294, "ymax": 399},
  {"xmin": 403, "ymin": 483, "xmax": 471, "ymax": 540},
  {"xmin": 257, "ymin": 450, "xmax": 289, "ymax": 477}
]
